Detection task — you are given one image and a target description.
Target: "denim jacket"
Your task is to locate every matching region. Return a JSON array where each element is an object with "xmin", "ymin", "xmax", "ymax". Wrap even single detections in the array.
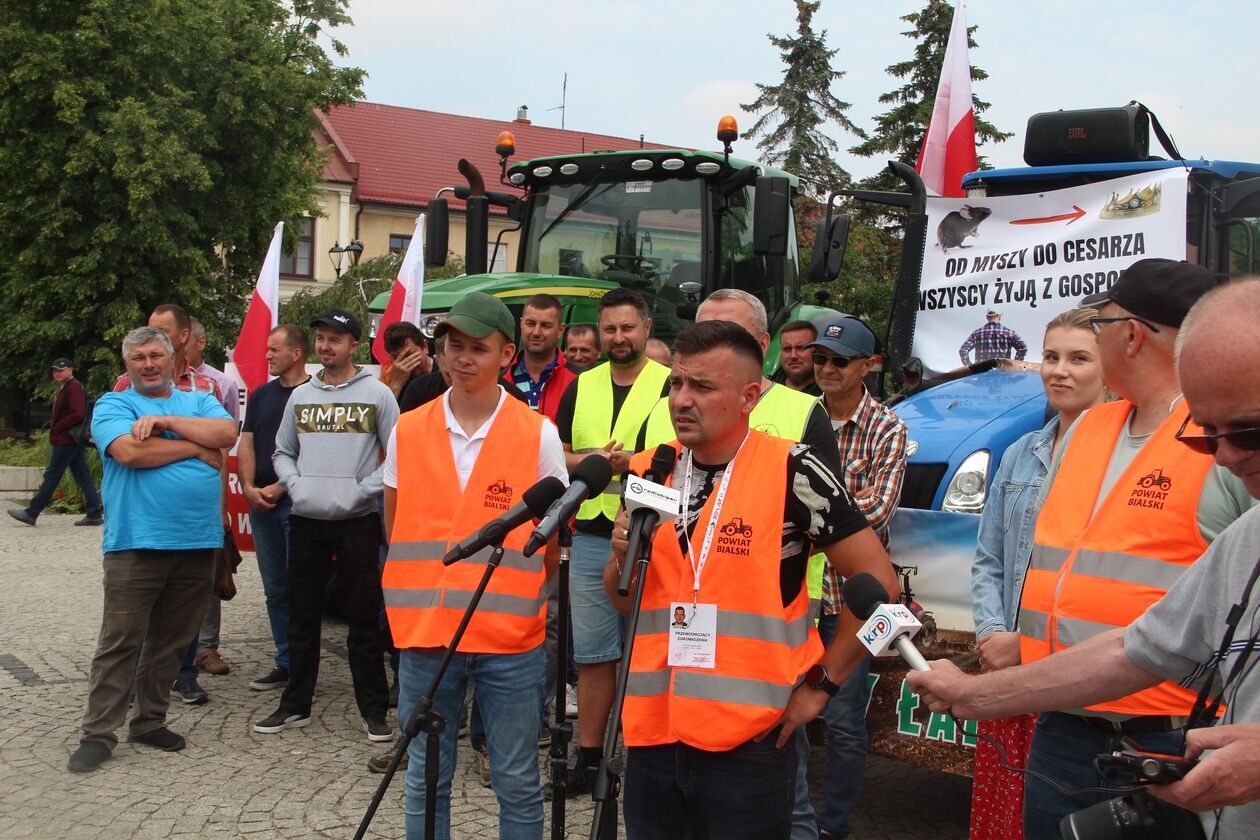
[{"xmin": 971, "ymin": 416, "xmax": 1059, "ymax": 640}]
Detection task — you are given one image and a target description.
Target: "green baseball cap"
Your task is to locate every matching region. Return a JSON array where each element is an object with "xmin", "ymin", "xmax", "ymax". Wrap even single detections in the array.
[{"xmin": 433, "ymin": 292, "xmax": 516, "ymax": 343}]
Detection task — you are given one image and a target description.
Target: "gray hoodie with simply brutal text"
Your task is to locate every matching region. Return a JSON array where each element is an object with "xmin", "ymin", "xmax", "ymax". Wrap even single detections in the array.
[{"xmin": 273, "ymin": 367, "xmax": 399, "ymax": 520}]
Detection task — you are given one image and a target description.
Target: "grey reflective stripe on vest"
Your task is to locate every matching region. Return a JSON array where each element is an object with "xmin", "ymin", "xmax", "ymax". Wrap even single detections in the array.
[
  {"xmin": 443, "ymin": 589, "xmax": 546, "ymax": 617},
  {"xmin": 1017, "ymin": 608, "xmax": 1050, "ymax": 641},
  {"xmin": 1056, "ymin": 615, "xmax": 1121, "ymax": 647},
  {"xmin": 383, "ymin": 588, "xmax": 443, "ymax": 609},
  {"xmin": 1028, "ymin": 545, "xmax": 1070, "ymax": 573},
  {"xmin": 1070, "ymin": 549, "xmax": 1188, "ymax": 591},
  {"xmin": 674, "ymin": 672, "xmax": 793, "ymax": 709},
  {"xmin": 809, "ymin": 599, "xmax": 822, "ymax": 623},
  {"xmin": 386, "ymin": 541, "xmax": 448, "ymax": 561},
  {"xmin": 385, "ymin": 541, "xmax": 541, "ymax": 574},
  {"xmin": 626, "ymin": 669, "xmax": 670, "ymax": 697},
  {"xmin": 638, "ymin": 608, "xmax": 811, "ymax": 648}
]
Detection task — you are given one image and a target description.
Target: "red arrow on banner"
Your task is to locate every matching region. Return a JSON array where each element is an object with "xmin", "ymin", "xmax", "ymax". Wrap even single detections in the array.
[{"xmin": 1009, "ymin": 205, "xmax": 1087, "ymax": 226}]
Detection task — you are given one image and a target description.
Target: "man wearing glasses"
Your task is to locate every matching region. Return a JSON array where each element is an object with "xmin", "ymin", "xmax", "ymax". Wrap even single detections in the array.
[
  {"xmin": 949, "ymin": 258, "xmax": 1251, "ymax": 838},
  {"xmin": 809, "ymin": 316, "xmax": 908, "ymax": 840},
  {"xmin": 909, "ymin": 276, "xmax": 1260, "ymax": 840}
]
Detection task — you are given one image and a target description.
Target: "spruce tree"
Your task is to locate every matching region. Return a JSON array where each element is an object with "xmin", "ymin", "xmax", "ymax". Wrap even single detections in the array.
[
  {"xmin": 740, "ymin": 0, "xmax": 866, "ymax": 196},
  {"xmin": 851, "ymin": 0, "xmax": 1010, "ymax": 193}
]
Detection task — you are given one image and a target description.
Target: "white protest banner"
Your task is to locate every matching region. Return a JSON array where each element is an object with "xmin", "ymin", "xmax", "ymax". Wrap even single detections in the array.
[{"xmin": 913, "ymin": 168, "xmax": 1190, "ymax": 371}]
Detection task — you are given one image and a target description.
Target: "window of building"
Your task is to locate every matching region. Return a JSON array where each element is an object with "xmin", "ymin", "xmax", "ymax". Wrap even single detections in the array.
[
  {"xmin": 281, "ymin": 218, "xmax": 314, "ymax": 277},
  {"xmin": 389, "ymin": 233, "xmax": 412, "ymax": 254},
  {"xmin": 487, "ymin": 242, "xmax": 508, "ymax": 273}
]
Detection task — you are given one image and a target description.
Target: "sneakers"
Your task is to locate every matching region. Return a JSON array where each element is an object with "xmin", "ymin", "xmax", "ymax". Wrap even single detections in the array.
[
  {"xmin": 7, "ymin": 508, "xmax": 35, "ymax": 526},
  {"xmin": 471, "ymin": 744, "xmax": 492, "ymax": 788},
  {"xmin": 195, "ymin": 649, "xmax": 230, "ymax": 675},
  {"xmin": 363, "ymin": 718, "xmax": 394, "ymax": 743},
  {"xmin": 248, "ymin": 667, "xmax": 289, "ymax": 691},
  {"xmin": 253, "ymin": 709, "xmax": 311, "ymax": 734},
  {"xmin": 67, "ymin": 740, "xmax": 111, "ymax": 773},
  {"xmin": 367, "ymin": 746, "xmax": 408, "ymax": 774},
  {"xmin": 128, "ymin": 727, "xmax": 186, "ymax": 751},
  {"xmin": 74, "ymin": 515, "xmax": 103, "ymax": 526},
  {"xmin": 565, "ymin": 684, "xmax": 578, "ymax": 718},
  {"xmin": 171, "ymin": 677, "xmax": 208, "ymax": 705}
]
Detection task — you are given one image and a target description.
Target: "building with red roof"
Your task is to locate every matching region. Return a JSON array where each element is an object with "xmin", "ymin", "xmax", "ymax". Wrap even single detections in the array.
[{"xmin": 283, "ymin": 102, "xmax": 677, "ymax": 295}]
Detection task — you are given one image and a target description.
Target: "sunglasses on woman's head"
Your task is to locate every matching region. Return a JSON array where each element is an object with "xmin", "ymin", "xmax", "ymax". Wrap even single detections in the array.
[{"xmin": 1175, "ymin": 414, "xmax": 1260, "ymax": 455}]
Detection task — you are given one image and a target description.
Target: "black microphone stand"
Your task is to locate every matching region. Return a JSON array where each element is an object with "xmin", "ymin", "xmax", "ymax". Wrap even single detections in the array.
[
  {"xmin": 354, "ymin": 537, "xmax": 510, "ymax": 840},
  {"xmin": 548, "ymin": 524, "xmax": 574, "ymax": 839},
  {"xmin": 589, "ymin": 521, "xmax": 657, "ymax": 840}
]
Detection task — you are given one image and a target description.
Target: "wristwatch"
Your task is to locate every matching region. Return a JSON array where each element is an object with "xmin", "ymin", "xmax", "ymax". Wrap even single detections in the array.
[{"xmin": 804, "ymin": 664, "xmax": 840, "ymax": 697}]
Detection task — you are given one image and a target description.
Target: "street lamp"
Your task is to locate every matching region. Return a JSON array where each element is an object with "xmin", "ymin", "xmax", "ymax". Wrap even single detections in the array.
[{"xmin": 328, "ymin": 240, "xmax": 364, "ymax": 278}]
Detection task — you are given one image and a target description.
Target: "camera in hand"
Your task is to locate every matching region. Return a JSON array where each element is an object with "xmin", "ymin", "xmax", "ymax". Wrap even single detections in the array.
[{"xmin": 1059, "ymin": 750, "xmax": 1206, "ymax": 840}]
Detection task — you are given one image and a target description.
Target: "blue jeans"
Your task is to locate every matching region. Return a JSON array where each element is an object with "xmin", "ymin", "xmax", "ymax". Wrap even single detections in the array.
[
  {"xmin": 399, "ymin": 646, "xmax": 545, "ymax": 840},
  {"xmin": 814, "ymin": 612, "xmax": 873, "ymax": 837},
  {"xmin": 1023, "ymin": 711, "xmax": 1185, "ymax": 840},
  {"xmin": 251, "ymin": 497, "xmax": 292, "ymax": 670},
  {"xmin": 569, "ymin": 530, "xmax": 622, "ymax": 664},
  {"xmin": 28, "ymin": 443, "xmax": 101, "ymax": 519},
  {"xmin": 624, "ymin": 729, "xmax": 797, "ymax": 839}
]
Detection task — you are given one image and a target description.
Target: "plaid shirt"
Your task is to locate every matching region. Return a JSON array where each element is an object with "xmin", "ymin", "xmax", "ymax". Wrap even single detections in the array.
[
  {"xmin": 820, "ymin": 387, "xmax": 908, "ymax": 615},
  {"xmin": 959, "ymin": 322, "xmax": 1027, "ymax": 364}
]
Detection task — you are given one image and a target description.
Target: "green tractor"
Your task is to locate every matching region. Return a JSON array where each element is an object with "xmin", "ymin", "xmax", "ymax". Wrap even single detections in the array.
[{"xmin": 368, "ymin": 119, "xmax": 848, "ymax": 375}]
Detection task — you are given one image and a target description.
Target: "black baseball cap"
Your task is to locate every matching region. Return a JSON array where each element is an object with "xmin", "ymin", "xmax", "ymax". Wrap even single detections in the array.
[
  {"xmin": 807, "ymin": 317, "xmax": 877, "ymax": 358},
  {"xmin": 1080, "ymin": 258, "xmax": 1216, "ymax": 328},
  {"xmin": 310, "ymin": 308, "xmax": 362, "ymax": 340},
  {"xmin": 51, "ymin": 357, "xmax": 72, "ymax": 370}
]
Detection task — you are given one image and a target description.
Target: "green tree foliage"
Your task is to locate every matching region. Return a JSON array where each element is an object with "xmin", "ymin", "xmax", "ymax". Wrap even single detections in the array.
[
  {"xmin": 279, "ymin": 252, "xmax": 467, "ymax": 363},
  {"xmin": 740, "ymin": 0, "xmax": 866, "ymax": 196},
  {"xmin": 0, "ymin": 1, "xmax": 364, "ymax": 393},
  {"xmin": 850, "ymin": 0, "xmax": 1010, "ymax": 194}
]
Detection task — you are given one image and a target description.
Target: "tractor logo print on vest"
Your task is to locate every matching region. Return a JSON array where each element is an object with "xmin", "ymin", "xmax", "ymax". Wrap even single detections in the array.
[
  {"xmin": 1129, "ymin": 468, "xmax": 1173, "ymax": 510},
  {"xmin": 485, "ymin": 479, "xmax": 514, "ymax": 511},
  {"xmin": 716, "ymin": 517, "xmax": 753, "ymax": 556}
]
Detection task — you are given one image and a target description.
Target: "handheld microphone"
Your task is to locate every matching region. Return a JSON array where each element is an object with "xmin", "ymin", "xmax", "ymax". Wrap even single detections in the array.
[
  {"xmin": 841, "ymin": 572, "xmax": 930, "ymax": 672},
  {"xmin": 522, "ymin": 455, "xmax": 614, "ymax": 556},
  {"xmin": 443, "ymin": 476, "xmax": 565, "ymax": 565},
  {"xmin": 618, "ymin": 445, "xmax": 680, "ymax": 596}
]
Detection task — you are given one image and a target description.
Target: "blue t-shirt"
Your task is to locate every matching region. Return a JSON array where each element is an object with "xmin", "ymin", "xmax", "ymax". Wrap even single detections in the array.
[{"xmin": 92, "ymin": 388, "xmax": 230, "ymax": 553}]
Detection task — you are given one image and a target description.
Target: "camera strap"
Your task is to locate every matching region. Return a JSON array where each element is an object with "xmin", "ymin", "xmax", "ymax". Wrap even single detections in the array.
[{"xmin": 1186, "ymin": 552, "xmax": 1260, "ymax": 730}]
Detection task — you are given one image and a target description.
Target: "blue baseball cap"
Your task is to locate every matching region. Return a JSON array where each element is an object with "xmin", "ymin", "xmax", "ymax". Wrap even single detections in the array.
[{"xmin": 807, "ymin": 317, "xmax": 876, "ymax": 358}]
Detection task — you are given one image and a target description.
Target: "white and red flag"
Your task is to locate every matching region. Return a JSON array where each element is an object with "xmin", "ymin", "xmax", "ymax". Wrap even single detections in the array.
[
  {"xmin": 372, "ymin": 213, "xmax": 426, "ymax": 364},
  {"xmin": 916, "ymin": 2, "xmax": 977, "ymax": 197},
  {"xmin": 233, "ymin": 221, "xmax": 283, "ymax": 395}
]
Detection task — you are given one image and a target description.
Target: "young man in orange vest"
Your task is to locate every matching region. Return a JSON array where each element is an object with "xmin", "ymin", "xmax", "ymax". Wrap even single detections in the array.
[
  {"xmin": 605, "ymin": 320, "xmax": 898, "ymax": 838},
  {"xmin": 976, "ymin": 259, "xmax": 1248, "ymax": 838},
  {"xmin": 382, "ymin": 292, "xmax": 567, "ymax": 840}
]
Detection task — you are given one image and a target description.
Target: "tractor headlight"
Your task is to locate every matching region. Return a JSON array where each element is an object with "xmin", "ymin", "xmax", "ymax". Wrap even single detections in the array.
[{"xmin": 941, "ymin": 450, "xmax": 990, "ymax": 513}]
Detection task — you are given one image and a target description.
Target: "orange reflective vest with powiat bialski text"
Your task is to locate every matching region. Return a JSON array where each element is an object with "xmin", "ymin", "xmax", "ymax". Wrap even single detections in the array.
[
  {"xmin": 383, "ymin": 396, "xmax": 548, "ymax": 654},
  {"xmin": 623, "ymin": 431, "xmax": 823, "ymax": 751},
  {"xmin": 1018, "ymin": 399, "xmax": 1213, "ymax": 717}
]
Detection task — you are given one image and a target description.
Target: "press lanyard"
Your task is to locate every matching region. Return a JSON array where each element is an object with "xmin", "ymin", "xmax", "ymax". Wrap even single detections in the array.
[{"xmin": 680, "ymin": 432, "xmax": 749, "ymax": 606}]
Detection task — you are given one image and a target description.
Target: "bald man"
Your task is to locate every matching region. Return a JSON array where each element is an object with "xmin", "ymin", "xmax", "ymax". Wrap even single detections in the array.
[{"xmin": 909, "ymin": 277, "xmax": 1260, "ymax": 840}]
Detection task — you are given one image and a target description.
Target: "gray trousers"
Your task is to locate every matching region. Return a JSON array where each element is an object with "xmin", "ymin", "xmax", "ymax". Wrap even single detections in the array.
[{"xmin": 80, "ymin": 549, "xmax": 213, "ymax": 747}]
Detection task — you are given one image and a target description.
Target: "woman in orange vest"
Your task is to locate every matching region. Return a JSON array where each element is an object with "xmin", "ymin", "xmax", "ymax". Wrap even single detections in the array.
[
  {"xmin": 968, "ymin": 308, "xmax": 1105, "ymax": 840},
  {"xmin": 605, "ymin": 321, "xmax": 897, "ymax": 839},
  {"xmin": 381, "ymin": 293, "xmax": 567, "ymax": 840}
]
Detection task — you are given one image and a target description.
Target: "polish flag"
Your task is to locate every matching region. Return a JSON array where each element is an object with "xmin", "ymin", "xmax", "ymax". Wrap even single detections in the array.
[
  {"xmin": 916, "ymin": 2, "xmax": 977, "ymax": 197},
  {"xmin": 233, "ymin": 221, "xmax": 283, "ymax": 395},
  {"xmin": 372, "ymin": 214, "xmax": 425, "ymax": 364}
]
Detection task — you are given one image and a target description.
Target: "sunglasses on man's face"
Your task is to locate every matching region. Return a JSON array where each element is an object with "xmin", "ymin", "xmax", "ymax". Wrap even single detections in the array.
[
  {"xmin": 812, "ymin": 352, "xmax": 866, "ymax": 369},
  {"xmin": 1175, "ymin": 414, "xmax": 1260, "ymax": 455}
]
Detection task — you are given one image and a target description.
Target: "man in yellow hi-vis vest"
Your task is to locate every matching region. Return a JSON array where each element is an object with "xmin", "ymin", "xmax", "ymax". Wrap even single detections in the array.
[{"xmin": 552, "ymin": 287, "xmax": 670, "ymax": 796}]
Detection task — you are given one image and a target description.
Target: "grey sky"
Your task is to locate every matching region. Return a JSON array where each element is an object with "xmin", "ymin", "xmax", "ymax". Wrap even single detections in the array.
[{"xmin": 332, "ymin": 0, "xmax": 1260, "ymax": 180}]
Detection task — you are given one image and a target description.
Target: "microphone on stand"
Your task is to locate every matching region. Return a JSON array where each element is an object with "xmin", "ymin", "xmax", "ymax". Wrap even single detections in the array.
[
  {"xmin": 618, "ymin": 445, "xmax": 680, "ymax": 596},
  {"xmin": 443, "ymin": 477, "xmax": 565, "ymax": 565},
  {"xmin": 523, "ymin": 455, "xmax": 614, "ymax": 557}
]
